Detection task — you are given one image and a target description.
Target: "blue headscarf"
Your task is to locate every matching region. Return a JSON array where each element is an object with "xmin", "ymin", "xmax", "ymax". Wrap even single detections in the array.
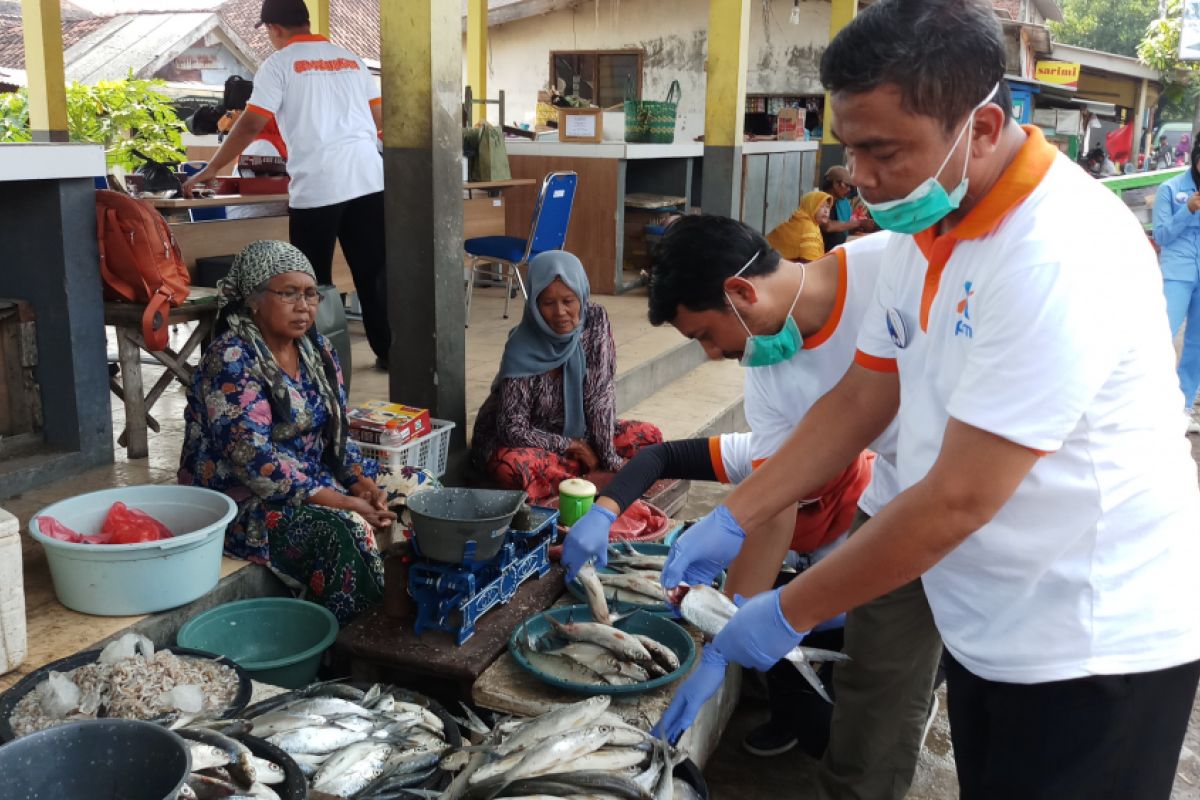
[{"xmin": 497, "ymin": 251, "xmax": 590, "ymax": 439}]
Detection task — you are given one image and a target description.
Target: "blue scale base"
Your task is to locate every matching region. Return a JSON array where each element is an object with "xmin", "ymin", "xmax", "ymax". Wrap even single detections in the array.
[{"xmin": 408, "ymin": 506, "xmax": 558, "ymax": 645}]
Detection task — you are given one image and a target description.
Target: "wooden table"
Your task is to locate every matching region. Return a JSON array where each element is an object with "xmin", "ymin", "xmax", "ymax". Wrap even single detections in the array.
[
  {"xmin": 148, "ymin": 193, "xmax": 289, "ymax": 210},
  {"xmin": 104, "ymin": 291, "xmax": 218, "ymax": 459},
  {"xmin": 335, "ymin": 564, "xmax": 568, "ymax": 699}
]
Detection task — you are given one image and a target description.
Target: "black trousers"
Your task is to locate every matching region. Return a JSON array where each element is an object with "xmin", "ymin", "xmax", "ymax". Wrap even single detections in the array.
[
  {"xmin": 289, "ymin": 191, "xmax": 389, "ymax": 361},
  {"xmin": 946, "ymin": 652, "xmax": 1200, "ymax": 800}
]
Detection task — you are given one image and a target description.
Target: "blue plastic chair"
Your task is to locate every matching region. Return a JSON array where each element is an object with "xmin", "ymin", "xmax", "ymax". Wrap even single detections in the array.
[
  {"xmin": 464, "ymin": 170, "xmax": 578, "ymax": 321},
  {"xmin": 189, "ymin": 206, "xmax": 228, "ymax": 222}
]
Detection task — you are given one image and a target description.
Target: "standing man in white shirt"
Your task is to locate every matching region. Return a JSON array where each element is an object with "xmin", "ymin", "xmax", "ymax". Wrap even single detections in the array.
[
  {"xmin": 654, "ymin": 0, "xmax": 1200, "ymax": 796},
  {"xmin": 184, "ymin": 0, "xmax": 390, "ymax": 368}
]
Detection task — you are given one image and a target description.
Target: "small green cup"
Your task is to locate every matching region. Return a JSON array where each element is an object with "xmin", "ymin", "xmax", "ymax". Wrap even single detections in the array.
[{"xmin": 558, "ymin": 478, "xmax": 597, "ymax": 528}]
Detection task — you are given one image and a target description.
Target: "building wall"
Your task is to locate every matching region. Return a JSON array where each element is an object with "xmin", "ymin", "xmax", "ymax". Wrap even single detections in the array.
[{"xmin": 466, "ymin": 0, "xmax": 831, "ymax": 137}]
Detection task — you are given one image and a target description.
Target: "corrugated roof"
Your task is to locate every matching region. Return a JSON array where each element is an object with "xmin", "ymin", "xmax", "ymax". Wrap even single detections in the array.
[{"xmin": 65, "ymin": 12, "xmax": 218, "ymax": 83}]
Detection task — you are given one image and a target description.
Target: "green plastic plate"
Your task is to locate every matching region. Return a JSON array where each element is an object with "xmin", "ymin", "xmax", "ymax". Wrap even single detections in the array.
[{"xmin": 509, "ymin": 605, "xmax": 696, "ymax": 696}]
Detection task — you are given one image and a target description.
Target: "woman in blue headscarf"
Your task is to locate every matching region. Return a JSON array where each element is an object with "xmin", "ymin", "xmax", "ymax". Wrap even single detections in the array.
[{"xmin": 471, "ymin": 251, "xmax": 663, "ymax": 500}]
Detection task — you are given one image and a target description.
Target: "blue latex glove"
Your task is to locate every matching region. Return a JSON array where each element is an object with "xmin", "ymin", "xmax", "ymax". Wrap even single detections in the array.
[
  {"xmin": 660, "ymin": 504, "xmax": 746, "ymax": 592},
  {"xmin": 562, "ymin": 503, "xmax": 618, "ymax": 583},
  {"xmin": 716, "ymin": 589, "xmax": 807, "ymax": 671},
  {"xmin": 651, "ymin": 646, "xmax": 727, "ymax": 745}
]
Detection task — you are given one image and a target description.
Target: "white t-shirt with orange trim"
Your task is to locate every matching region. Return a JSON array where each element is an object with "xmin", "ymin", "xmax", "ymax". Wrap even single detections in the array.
[
  {"xmin": 247, "ymin": 35, "xmax": 382, "ymax": 209},
  {"xmin": 855, "ymin": 127, "xmax": 1200, "ymax": 683},
  {"xmin": 711, "ymin": 232, "xmax": 900, "ymax": 516}
]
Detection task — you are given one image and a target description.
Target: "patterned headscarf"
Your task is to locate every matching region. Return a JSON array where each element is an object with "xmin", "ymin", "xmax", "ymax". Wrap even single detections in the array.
[{"xmin": 217, "ymin": 240, "xmax": 351, "ymax": 481}]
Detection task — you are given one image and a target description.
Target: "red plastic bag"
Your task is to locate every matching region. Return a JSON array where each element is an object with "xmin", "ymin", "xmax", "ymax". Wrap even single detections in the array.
[
  {"xmin": 37, "ymin": 516, "xmax": 88, "ymax": 543},
  {"xmin": 99, "ymin": 502, "xmax": 174, "ymax": 544}
]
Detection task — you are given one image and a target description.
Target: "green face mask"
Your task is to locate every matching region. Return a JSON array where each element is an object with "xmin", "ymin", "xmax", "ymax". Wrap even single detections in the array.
[{"xmin": 725, "ymin": 252, "xmax": 806, "ymax": 368}]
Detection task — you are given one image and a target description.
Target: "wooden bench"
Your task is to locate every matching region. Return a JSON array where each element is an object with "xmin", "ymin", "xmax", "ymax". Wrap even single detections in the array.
[{"xmin": 104, "ymin": 292, "xmax": 218, "ymax": 459}]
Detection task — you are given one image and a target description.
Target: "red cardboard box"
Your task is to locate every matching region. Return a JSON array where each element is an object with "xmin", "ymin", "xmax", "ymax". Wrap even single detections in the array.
[{"xmin": 348, "ymin": 401, "xmax": 432, "ymax": 447}]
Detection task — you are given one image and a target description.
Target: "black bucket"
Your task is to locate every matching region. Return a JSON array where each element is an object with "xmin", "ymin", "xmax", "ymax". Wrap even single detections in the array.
[{"xmin": 0, "ymin": 719, "xmax": 190, "ymax": 800}]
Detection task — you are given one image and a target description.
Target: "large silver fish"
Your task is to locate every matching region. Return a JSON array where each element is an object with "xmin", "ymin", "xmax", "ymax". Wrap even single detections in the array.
[
  {"xmin": 680, "ymin": 585, "xmax": 849, "ymax": 702},
  {"xmin": 497, "ymin": 695, "xmax": 611, "ymax": 756},
  {"xmin": 575, "ymin": 562, "xmax": 612, "ymax": 624},
  {"xmin": 548, "ymin": 618, "xmax": 655, "ymax": 667}
]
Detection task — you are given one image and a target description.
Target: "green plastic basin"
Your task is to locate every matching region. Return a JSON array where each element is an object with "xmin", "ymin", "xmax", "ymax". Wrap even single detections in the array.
[{"xmin": 177, "ymin": 598, "xmax": 338, "ymax": 689}]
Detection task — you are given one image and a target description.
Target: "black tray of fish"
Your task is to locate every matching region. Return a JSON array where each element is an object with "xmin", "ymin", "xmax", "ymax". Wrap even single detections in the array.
[
  {"xmin": 178, "ymin": 724, "xmax": 308, "ymax": 800},
  {"xmin": 0, "ymin": 645, "xmax": 252, "ymax": 743},
  {"xmin": 239, "ymin": 680, "xmax": 462, "ymax": 797}
]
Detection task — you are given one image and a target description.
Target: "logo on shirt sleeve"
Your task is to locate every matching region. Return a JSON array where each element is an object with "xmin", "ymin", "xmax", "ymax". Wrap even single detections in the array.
[{"xmin": 954, "ymin": 281, "xmax": 974, "ymax": 338}]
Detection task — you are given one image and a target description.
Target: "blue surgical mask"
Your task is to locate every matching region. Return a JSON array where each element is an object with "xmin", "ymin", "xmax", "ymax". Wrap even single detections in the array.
[
  {"xmin": 863, "ymin": 83, "xmax": 1000, "ymax": 235},
  {"xmin": 725, "ymin": 251, "xmax": 807, "ymax": 368}
]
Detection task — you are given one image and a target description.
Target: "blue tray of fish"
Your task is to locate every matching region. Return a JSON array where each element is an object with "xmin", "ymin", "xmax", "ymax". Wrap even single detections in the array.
[{"xmin": 510, "ymin": 605, "xmax": 696, "ymax": 696}]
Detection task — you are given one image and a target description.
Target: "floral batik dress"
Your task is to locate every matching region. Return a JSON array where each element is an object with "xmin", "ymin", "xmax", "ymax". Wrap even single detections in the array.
[{"xmin": 179, "ymin": 330, "xmax": 434, "ymax": 623}]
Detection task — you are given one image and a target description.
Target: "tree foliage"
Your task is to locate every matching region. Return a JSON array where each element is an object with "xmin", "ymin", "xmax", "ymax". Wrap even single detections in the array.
[
  {"xmin": 1139, "ymin": 0, "xmax": 1200, "ymax": 122},
  {"xmin": 0, "ymin": 75, "xmax": 185, "ymax": 170},
  {"xmin": 1051, "ymin": 0, "xmax": 1159, "ymax": 58}
]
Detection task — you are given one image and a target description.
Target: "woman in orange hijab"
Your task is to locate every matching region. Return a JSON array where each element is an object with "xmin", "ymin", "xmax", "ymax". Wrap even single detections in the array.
[{"xmin": 767, "ymin": 190, "xmax": 833, "ymax": 262}]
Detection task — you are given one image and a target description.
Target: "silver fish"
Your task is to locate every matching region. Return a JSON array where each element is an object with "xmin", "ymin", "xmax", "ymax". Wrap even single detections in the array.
[
  {"xmin": 497, "ymin": 695, "xmax": 611, "ymax": 756},
  {"xmin": 246, "ymin": 711, "xmax": 328, "ymax": 737},
  {"xmin": 598, "ymin": 571, "xmax": 667, "ymax": 600},
  {"xmin": 267, "ymin": 724, "xmax": 368, "ymax": 754},
  {"xmin": 281, "ymin": 697, "xmax": 374, "ymax": 717},
  {"xmin": 506, "ymin": 724, "xmax": 614, "ymax": 782},
  {"xmin": 312, "ymin": 740, "xmax": 393, "ymax": 796},
  {"xmin": 247, "ymin": 755, "xmax": 284, "ymax": 785},
  {"xmin": 555, "ymin": 642, "xmax": 652, "ymax": 683},
  {"xmin": 548, "ymin": 618, "xmax": 655, "ymax": 667},
  {"xmin": 680, "ymin": 584, "xmax": 848, "ymax": 702},
  {"xmin": 634, "ymin": 634, "xmax": 681, "ymax": 673},
  {"xmin": 287, "ymin": 752, "xmax": 328, "ymax": 778},
  {"xmin": 571, "ymin": 746, "xmax": 650, "ymax": 772},
  {"xmin": 575, "ymin": 562, "xmax": 612, "ymax": 624},
  {"xmin": 186, "ymin": 743, "xmax": 231, "ymax": 771}
]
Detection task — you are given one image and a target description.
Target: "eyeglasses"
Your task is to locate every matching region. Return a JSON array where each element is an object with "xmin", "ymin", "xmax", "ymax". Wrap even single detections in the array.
[{"xmin": 263, "ymin": 288, "xmax": 324, "ymax": 306}]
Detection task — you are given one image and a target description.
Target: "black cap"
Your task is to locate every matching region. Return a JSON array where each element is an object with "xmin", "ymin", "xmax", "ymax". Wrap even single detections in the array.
[{"xmin": 256, "ymin": 0, "xmax": 309, "ymax": 28}]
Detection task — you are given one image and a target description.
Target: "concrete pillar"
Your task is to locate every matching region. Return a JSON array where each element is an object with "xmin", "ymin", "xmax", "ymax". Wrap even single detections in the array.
[
  {"xmin": 467, "ymin": 0, "xmax": 488, "ymax": 123},
  {"xmin": 1133, "ymin": 78, "xmax": 1149, "ymax": 168},
  {"xmin": 304, "ymin": 0, "xmax": 329, "ymax": 37},
  {"xmin": 819, "ymin": 0, "xmax": 857, "ymax": 171},
  {"xmin": 701, "ymin": 0, "xmax": 751, "ymax": 218},
  {"xmin": 379, "ymin": 1, "xmax": 467, "ymax": 453},
  {"xmin": 20, "ymin": 0, "xmax": 68, "ymax": 143}
]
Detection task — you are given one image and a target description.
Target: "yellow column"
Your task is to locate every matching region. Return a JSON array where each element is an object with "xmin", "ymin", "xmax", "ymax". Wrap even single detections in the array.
[
  {"xmin": 703, "ymin": 0, "xmax": 751, "ymax": 148},
  {"xmin": 820, "ymin": 0, "xmax": 857, "ymax": 146},
  {"xmin": 20, "ymin": 0, "xmax": 67, "ymax": 142},
  {"xmin": 379, "ymin": 0, "xmax": 466, "ymax": 436},
  {"xmin": 304, "ymin": 0, "xmax": 329, "ymax": 37},
  {"xmin": 466, "ymin": 0, "xmax": 488, "ymax": 122}
]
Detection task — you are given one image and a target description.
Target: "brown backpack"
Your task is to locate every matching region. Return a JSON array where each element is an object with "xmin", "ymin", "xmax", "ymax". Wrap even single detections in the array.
[{"xmin": 95, "ymin": 189, "xmax": 190, "ymax": 351}]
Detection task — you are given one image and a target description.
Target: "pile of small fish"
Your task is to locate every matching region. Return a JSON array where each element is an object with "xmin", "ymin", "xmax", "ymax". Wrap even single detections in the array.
[
  {"xmin": 8, "ymin": 634, "xmax": 240, "ymax": 737},
  {"xmin": 574, "ymin": 546, "xmax": 670, "ymax": 624},
  {"xmin": 174, "ymin": 723, "xmax": 288, "ymax": 800},
  {"xmin": 679, "ymin": 584, "xmax": 848, "ymax": 702},
  {"xmin": 517, "ymin": 613, "xmax": 681, "ymax": 688},
  {"xmin": 226, "ymin": 681, "xmax": 454, "ymax": 799},
  {"xmin": 443, "ymin": 695, "xmax": 701, "ymax": 800}
]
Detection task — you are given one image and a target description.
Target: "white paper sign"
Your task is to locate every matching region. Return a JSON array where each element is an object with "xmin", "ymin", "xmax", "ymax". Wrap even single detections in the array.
[{"xmin": 564, "ymin": 114, "xmax": 597, "ymax": 138}]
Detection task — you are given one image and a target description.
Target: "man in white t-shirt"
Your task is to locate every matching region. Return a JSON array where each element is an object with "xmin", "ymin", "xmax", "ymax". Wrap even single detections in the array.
[
  {"xmin": 654, "ymin": 1, "xmax": 1200, "ymax": 796},
  {"xmin": 561, "ymin": 218, "xmax": 941, "ymax": 797},
  {"xmin": 184, "ymin": 0, "xmax": 390, "ymax": 367}
]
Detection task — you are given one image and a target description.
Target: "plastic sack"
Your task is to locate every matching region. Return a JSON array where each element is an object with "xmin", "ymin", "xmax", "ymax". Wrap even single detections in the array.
[
  {"xmin": 99, "ymin": 502, "xmax": 174, "ymax": 544},
  {"xmin": 36, "ymin": 516, "xmax": 91, "ymax": 543}
]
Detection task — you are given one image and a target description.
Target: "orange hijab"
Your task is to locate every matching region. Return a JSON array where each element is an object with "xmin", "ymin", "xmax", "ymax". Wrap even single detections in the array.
[{"xmin": 767, "ymin": 190, "xmax": 832, "ymax": 262}]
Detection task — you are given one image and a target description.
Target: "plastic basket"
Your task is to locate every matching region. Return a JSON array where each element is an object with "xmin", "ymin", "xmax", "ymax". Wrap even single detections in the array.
[{"xmin": 354, "ymin": 418, "xmax": 455, "ymax": 477}]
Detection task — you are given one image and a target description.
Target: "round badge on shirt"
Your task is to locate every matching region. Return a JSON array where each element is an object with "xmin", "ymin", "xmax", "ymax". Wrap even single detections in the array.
[
  {"xmin": 1176, "ymin": 191, "xmax": 1191, "ymax": 204},
  {"xmin": 887, "ymin": 307, "xmax": 910, "ymax": 350}
]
